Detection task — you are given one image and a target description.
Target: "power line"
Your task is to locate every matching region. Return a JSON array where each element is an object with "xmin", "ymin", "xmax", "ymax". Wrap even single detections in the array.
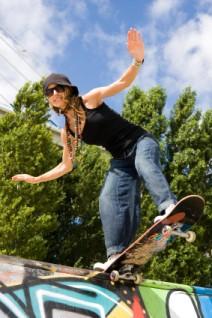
[
  {"xmin": 0, "ymin": 26, "xmax": 42, "ymax": 76},
  {"xmin": 0, "ymin": 72, "xmax": 19, "ymax": 92},
  {"xmin": 0, "ymin": 51, "xmax": 30, "ymax": 81},
  {"xmin": 0, "ymin": 26, "xmax": 22, "ymax": 48},
  {"xmin": 0, "ymin": 25, "xmax": 44, "ymax": 106},
  {"xmin": 0, "ymin": 94, "xmax": 12, "ymax": 105},
  {"xmin": 0, "ymin": 32, "xmax": 41, "ymax": 78}
]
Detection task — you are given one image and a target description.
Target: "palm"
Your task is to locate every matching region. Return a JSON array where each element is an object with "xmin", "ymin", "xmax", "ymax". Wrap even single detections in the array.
[{"xmin": 127, "ymin": 28, "xmax": 144, "ymax": 61}]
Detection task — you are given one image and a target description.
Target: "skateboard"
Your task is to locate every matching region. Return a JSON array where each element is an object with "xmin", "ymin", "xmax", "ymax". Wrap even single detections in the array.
[{"xmin": 103, "ymin": 195, "xmax": 205, "ymax": 283}]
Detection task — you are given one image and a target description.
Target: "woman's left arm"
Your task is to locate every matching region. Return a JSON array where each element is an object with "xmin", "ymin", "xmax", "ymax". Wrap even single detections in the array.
[
  {"xmin": 84, "ymin": 28, "xmax": 144, "ymax": 105},
  {"xmin": 113, "ymin": 27, "xmax": 145, "ymax": 89}
]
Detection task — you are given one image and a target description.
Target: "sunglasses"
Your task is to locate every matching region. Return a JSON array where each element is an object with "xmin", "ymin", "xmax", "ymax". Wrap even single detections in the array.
[{"xmin": 45, "ymin": 84, "xmax": 65, "ymax": 97}]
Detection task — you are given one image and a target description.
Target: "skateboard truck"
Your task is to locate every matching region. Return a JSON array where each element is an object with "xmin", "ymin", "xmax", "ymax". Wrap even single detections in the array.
[
  {"xmin": 162, "ymin": 225, "xmax": 196, "ymax": 243},
  {"xmin": 109, "ymin": 264, "xmax": 143, "ymax": 284},
  {"xmin": 110, "ymin": 270, "xmax": 143, "ymax": 284}
]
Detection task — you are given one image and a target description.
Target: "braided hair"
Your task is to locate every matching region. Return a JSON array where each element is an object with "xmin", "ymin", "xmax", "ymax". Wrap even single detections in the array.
[{"xmin": 51, "ymin": 87, "xmax": 86, "ymax": 166}]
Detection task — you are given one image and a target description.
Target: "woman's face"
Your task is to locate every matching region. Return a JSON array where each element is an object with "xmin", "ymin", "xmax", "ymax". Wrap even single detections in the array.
[{"xmin": 47, "ymin": 83, "xmax": 66, "ymax": 110}]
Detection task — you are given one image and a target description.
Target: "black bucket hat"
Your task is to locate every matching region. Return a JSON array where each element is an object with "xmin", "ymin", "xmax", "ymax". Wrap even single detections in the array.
[{"xmin": 43, "ymin": 73, "xmax": 79, "ymax": 96}]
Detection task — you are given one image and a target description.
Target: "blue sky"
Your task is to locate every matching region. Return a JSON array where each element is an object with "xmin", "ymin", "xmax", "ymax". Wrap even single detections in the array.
[{"xmin": 0, "ymin": 0, "xmax": 211, "ymax": 127}]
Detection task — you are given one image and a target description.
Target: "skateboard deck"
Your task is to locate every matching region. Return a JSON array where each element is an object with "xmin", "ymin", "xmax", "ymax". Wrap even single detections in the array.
[{"xmin": 104, "ymin": 195, "xmax": 204, "ymax": 282}]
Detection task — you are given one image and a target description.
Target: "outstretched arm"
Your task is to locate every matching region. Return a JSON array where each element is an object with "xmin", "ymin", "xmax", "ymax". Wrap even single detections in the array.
[
  {"xmin": 12, "ymin": 129, "xmax": 73, "ymax": 184},
  {"xmin": 83, "ymin": 27, "xmax": 144, "ymax": 106}
]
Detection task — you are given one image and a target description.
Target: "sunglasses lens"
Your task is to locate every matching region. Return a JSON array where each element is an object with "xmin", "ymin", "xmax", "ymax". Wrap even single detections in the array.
[
  {"xmin": 46, "ymin": 88, "xmax": 54, "ymax": 97},
  {"xmin": 56, "ymin": 85, "xmax": 65, "ymax": 93},
  {"xmin": 46, "ymin": 85, "xmax": 65, "ymax": 97}
]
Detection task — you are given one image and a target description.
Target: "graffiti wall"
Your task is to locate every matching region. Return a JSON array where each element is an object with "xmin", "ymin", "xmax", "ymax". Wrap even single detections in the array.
[{"xmin": 0, "ymin": 255, "xmax": 211, "ymax": 318}]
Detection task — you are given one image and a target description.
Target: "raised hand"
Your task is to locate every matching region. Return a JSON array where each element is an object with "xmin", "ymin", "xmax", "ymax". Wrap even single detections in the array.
[{"xmin": 127, "ymin": 27, "xmax": 144, "ymax": 62}]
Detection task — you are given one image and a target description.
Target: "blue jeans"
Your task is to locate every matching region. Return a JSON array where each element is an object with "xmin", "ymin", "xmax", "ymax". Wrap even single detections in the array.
[{"xmin": 99, "ymin": 136, "xmax": 177, "ymax": 257}]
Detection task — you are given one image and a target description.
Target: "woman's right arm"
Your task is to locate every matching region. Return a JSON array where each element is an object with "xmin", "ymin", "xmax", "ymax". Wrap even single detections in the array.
[{"xmin": 12, "ymin": 128, "xmax": 73, "ymax": 184}]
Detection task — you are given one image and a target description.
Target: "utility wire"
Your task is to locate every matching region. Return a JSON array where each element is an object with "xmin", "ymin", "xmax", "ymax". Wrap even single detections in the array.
[
  {"xmin": 0, "ymin": 26, "xmax": 39, "ymax": 61},
  {"xmin": 0, "ymin": 72, "xmax": 19, "ymax": 92},
  {"xmin": 0, "ymin": 33, "xmax": 41, "ymax": 78},
  {"xmin": 0, "ymin": 26, "xmax": 42, "ymax": 76},
  {"xmin": 0, "ymin": 25, "xmax": 44, "ymax": 109},
  {"xmin": 0, "ymin": 51, "xmax": 30, "ymax": 81},
  {"xmin": 0, "ymin": 94, "xmax": 12, "ymax": 105}
]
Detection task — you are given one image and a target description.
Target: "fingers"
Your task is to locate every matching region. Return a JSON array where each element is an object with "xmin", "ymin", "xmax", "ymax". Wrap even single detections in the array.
[
  {"xmin": 11, "ymin": 174, "xmax": 36, "ymax": 184},
  {"xmin": 11, "ymin": 174, "xmax": 29, "ymax": 182},
  {"xmin": 128, "ymin": 27, "xmax": 140, "ymax": 42},
  {"xmin": 11, "ymin": 175, "xmax": 23, "ymax": 182}
]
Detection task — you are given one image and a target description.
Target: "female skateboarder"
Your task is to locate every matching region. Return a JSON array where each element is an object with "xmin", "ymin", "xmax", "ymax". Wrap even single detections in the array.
[{"xmin": 12, "ymin": 28, "xmax": 177, "ymax": 270}]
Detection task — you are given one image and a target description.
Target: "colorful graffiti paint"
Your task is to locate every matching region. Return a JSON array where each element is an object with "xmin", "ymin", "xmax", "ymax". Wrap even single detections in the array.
[{"xmin": 0, "ymin": 255, "xmax": 211, "ymax": 317}]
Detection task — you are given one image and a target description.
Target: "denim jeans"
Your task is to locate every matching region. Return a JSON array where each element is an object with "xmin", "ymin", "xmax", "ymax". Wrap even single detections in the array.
[{"xmin": 99, "ymin": 136, "xmax": 177, "ymax": 257}]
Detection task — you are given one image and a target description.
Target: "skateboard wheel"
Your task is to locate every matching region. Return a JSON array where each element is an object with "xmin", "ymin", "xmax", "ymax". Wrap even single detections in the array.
[
  {"xmin": 110, "ymin": 270, "xmax": 119, "ymax": 282},
  {"xmin": 134, "ymin": 274, "xmax": 142, "ymax": 284},
  {"xmin": 186, "ymin": 231, "xmax": 196, "ymax": 242},
  {"xmin": 162, "ymin": 225, "xmax": 172, "ymax": 235}
]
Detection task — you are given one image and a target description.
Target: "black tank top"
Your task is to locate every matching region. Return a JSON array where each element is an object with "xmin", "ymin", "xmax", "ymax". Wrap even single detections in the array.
[{"xmin": 81, "ymin": 102, "xmax": 147, "ymax": 158}]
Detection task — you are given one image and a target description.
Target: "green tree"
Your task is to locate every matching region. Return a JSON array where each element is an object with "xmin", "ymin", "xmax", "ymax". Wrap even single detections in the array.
[
  {"xmin": 47, "ymin": 144, "xmax": 109, "ymax": 268},
  {"xmin": 0, "ymin": 79, "xmax": 109, "ymax": 267},
  {"xmin": 122, "ymin": 86, "xmax": 212, "ymax": 286},
  {"xmin": 122, "ymin": 86, "xmax": 167, "ymax": 139},
  {"xmin": 0, "ymin": 81, "xmax": 63, "ymax": 260}
]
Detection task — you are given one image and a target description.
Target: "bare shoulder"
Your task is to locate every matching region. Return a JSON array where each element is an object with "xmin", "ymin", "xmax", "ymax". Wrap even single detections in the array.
[{"xmin": 82, "ymin": 88, "xmax": 104, "ymax": 109}]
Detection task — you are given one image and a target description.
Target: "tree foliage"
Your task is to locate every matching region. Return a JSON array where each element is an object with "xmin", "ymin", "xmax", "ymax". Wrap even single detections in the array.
[
  {"xmin": 122, "ymin": 86, "xmax": 168, "ymax": 139},
  {"xmin": 122, "ymin": 86, "xmax": 212, "ymax": 286},
  {"xmin": 0, "ymin": 81, "xmax": 63, "ymax": 260},
  {"xmin": 46, "ymin": 145, "xmax": 109, "ymax": 268}
]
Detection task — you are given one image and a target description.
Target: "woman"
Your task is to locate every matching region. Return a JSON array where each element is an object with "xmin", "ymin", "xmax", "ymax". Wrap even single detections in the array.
[{"xmin": 12, "ymin": 28, "xmax": 177, "ymax": 270}]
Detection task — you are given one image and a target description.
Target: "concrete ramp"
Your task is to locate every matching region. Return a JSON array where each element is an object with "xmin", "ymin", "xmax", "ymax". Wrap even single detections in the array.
[{"xmin": 0, "ymin": 255, "xmax": 211, "ymax": 317}]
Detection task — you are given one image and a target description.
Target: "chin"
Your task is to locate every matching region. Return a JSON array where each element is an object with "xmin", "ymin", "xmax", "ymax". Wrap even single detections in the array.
[{"xmin": 53, "ymin": 103, "xmax": 63, "ymax": 108}]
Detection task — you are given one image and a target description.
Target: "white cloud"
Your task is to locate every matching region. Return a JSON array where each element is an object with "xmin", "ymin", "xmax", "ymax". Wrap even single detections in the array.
[
  {"xmin": 162, "ymin": 13, "xmax": 212, "ymax": 109},
  {"xmin": 83, "ymin": 8, "xmax": 212, "ymax": 113},
  {"xmin": 135, "ymin": 2, "xmax": 212, "ymax": 113},
  {"xmin": 82, "ymin": 24, "xmax": 159, "ymax": 100},
  {"xmin": 150, "ymin": 0, "xmax": 183, "ymax": 18},
  {"xmin": 83, "ymin": 24, "xmax": 124, "ymax": 64},
  {"xmin": 0, "ymin": 0, "xmax": 115, "ymax": 107},
  {"xmin": 0, "ymin": 0, "xmax": 75, "ymax": 106}
]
